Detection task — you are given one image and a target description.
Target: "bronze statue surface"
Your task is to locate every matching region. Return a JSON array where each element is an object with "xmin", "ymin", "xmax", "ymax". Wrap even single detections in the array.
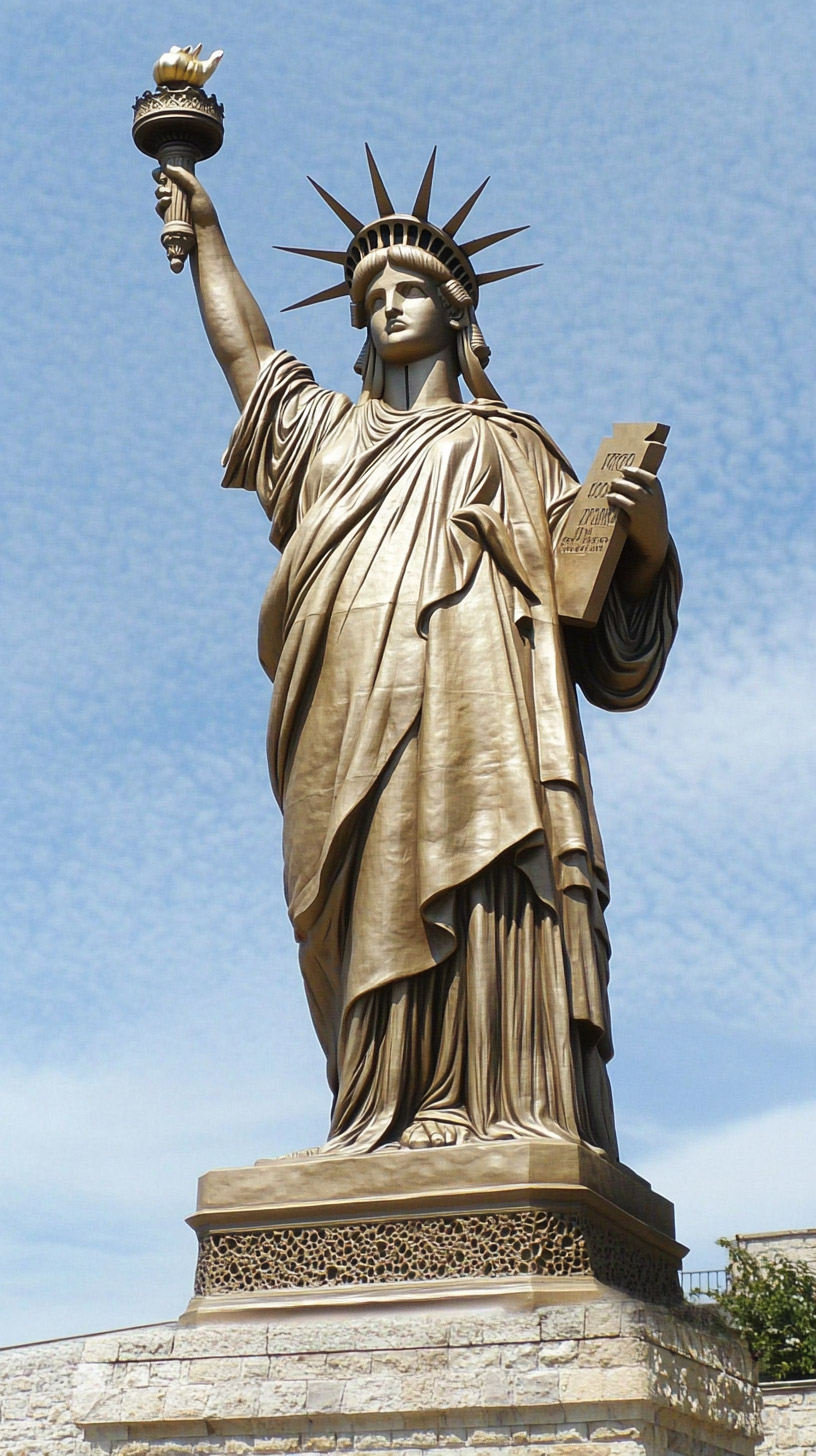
[{"xmin": 141, "ymin": 100, "xmax": 681, "ymax": 1162}]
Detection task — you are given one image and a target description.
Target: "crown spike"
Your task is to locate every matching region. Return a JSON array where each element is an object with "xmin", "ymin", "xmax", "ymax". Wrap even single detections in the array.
[
  {"xmin": 364, "ymin": 144, "xmax": 395, "ymax": 216},
  {"xmin": 275, "ymin": 245, "xmax": 348, "ymax": 265},
  {"xmin": 412, "ymin": 146, "xmax": 437, "ymax": 220},
  {"xmin": 476, "ymin": 263, "xmax": 542, "ymax": 286},
  {"xmin": 307, "ymin": 177, "xmax": 363, "ymax": 235},
  {"xmin": 443, "ymin": 178, "xmax": 490, "ymax": 237},
  {"xmin": 462, "ymin": 225, "xmax": 529, "ymax": 257},
  {"xmin": 282, "ymin": 280, "xmax": 350, "ymax": 313}
]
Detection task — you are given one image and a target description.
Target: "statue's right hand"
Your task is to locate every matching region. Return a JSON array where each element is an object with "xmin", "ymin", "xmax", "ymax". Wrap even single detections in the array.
[{"xmin": 153, "ymin": 164, "xmax": 217, "ymax": 228}]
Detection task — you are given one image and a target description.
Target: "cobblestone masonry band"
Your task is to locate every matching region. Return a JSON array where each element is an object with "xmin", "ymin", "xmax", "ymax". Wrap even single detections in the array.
[{"xmin": 193, "ymin": 1209, "xmax": 682, "ymax": 1306}]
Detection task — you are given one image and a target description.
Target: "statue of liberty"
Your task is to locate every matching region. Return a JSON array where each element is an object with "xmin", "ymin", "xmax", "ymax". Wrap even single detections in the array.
[{"xmin": 154, "ymin": 147, "xmax": 681, "ymax": 1161}]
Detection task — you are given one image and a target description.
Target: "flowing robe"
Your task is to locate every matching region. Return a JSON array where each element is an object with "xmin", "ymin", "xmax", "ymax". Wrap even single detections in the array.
[{"xmin": 223, "ymin": 351, "xmax": 681, "ymax": 1158}]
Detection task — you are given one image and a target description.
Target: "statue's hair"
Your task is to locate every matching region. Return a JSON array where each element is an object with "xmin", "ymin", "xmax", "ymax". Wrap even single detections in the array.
[
  {"xmin": 350, "ymin": 244, "xmax": 453, "ymax": 305},
  {"xmin": 350, "ymin": 244, "xmax": 499, "ymax": 401}
]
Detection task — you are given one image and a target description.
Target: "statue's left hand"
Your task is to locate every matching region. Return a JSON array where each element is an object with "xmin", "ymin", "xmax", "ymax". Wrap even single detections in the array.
[
  {"xmin": 606, "ymin": 467, "xmax": 670, "ymax": 599},
  {"xmin": 154, "ymin": 166, "xmax": 218, "ymax": 230}
]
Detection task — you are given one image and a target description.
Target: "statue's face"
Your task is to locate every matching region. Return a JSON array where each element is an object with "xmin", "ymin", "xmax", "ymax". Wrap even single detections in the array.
[{"xmin": 365, "ymin": 263, "xmax": 454, "ymax": 365}]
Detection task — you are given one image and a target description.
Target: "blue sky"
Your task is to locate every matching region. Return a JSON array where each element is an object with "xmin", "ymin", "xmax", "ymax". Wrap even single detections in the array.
[{"xmin": 1, "ymin": 0, "xmax": 814, "ymax": 1344}]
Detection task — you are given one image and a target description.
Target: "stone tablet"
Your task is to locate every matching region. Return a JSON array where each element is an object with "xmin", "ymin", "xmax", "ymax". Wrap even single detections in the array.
[{"xmin": 555, "ymin": 422, "xmax": 669, "ymax": 628}]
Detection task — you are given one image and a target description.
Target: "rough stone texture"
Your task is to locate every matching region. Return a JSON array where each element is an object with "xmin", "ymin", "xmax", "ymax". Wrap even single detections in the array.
[
  {"xmin": 0, "ymin": 1326, "xmax": 127, "ymax": 1454},
  {"xmin": 757, "ymin": 1381, "xmax": 816, "ymax": 1456},
  {"xmin": 0, "ymin": 1301, "xmax": 764, "ymax": 1456},
  {"xmin": 735, "ymin": 1229, "xmax": 816, "ymax": 1280}
]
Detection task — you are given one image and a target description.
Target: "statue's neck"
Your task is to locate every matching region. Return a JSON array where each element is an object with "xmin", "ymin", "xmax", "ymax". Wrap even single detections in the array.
[{"xmin": 381, "ymin": 349, "xmax": 462, "ymax": 411}]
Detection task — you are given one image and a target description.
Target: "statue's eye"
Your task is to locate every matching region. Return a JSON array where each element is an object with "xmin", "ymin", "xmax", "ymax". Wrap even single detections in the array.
[{"xmin": 403, "ymin": 285, "xmax": 425, "ymax": 299}]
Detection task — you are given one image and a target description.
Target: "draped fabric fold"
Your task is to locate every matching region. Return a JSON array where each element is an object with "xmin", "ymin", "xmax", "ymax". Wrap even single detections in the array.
[{"xmin": 222, "ymin": 350, "xmax": 681, "ymax": 1158}]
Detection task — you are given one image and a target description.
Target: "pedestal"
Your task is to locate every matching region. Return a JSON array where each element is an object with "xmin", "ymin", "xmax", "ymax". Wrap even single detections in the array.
[{"xmin": 185, "ymin": 1141, "xmax": 686, "ymax": 1320}]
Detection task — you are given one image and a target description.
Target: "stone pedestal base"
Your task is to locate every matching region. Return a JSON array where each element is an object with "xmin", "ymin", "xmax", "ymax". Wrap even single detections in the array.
[
  {"xmin": 70, "ymin": 1299, "xmax": 761, "ymax": 1456},
  {"xmin": 186, "ymin": 1142, "xmax": 686, "ymax": 1319},
  {"xmin": 0, "ymin": 1155, "xmax": 759, "ymax": 1454}
]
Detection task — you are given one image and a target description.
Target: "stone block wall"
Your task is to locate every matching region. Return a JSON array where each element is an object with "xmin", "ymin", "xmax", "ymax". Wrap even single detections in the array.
[
  {"xmin": 0, "ymin": 1325, "xmax": 121, "ymax": 1454},
  {"xmin": 735, "ymin": 1230, "xmax": 816, "ymax": 1279},
  {"xmin": 0, "ymin": 1301, "xmax": 762, "ymax": 1456},
  {"xmin": 757, "ymin": 1380, "xmax": 816, "ymax": 1456}
]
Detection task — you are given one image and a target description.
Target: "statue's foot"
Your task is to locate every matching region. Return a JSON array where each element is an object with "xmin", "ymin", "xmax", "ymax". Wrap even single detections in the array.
[
  {"xmin": 279, "ymin": 1145, "xmax": 323, "ymax": 1160},
  {"xmin": 399, "ymin": 1116, "xmax": 470, "ymax": 1149}
]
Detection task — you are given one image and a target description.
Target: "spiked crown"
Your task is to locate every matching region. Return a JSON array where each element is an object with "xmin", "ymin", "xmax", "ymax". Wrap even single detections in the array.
[{"xmin": 278, "ymin": 146, "xmax": 539, "ymax": 325}]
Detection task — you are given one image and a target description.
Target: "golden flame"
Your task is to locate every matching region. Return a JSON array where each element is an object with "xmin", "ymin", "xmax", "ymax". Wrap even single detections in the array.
[{"xmin": 153, "ymin": 44, "xmax": 223, "ymax": 89}]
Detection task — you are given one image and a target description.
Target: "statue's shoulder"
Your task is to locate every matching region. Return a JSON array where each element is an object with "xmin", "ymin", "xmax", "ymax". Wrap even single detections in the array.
[
  {"xmin": 251, "ymin": 348, "xmax": 354, "ymax": 431},
  {"xmin": 468, "ymin": 401, "xmax": 577, "ymax": 481},
  {"xmin": 257, "ymin": 347, "xmax": 331, "ymax": 395}
]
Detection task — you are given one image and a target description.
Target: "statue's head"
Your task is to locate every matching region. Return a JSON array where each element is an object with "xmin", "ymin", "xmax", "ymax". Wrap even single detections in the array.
[
  {"xmin": 354, "ymin": 251, "xmax": 467, "ymax": 366},
  {"xmin": 348, "ymin": 247, "xmax": 493, "ymax": 397},
  {"xmin": 278, "ymin": 148, "xmax": 539, "ymax": 402}
]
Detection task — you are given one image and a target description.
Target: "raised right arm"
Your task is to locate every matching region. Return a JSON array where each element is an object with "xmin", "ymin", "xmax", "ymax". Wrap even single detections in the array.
[{"xmin": 157, "ymin": 165, "xmax": 274, "ymax": 409}]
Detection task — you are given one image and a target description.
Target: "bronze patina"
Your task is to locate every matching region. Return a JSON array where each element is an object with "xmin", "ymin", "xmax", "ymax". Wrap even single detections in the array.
[{"xmin": 135, "ymin": 53, "xmax": 681, "ymax": 1161}]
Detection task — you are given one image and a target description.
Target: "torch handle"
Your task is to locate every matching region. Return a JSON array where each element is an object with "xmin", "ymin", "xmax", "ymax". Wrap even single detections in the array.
[{"xmin": 157, "ymin": 140, "xmax": 200, "ymax": 273}]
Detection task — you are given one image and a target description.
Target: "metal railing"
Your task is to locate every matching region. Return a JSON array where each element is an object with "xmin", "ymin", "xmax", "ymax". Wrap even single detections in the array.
[{"xmin": 680, "ymin": 1268, "xmax": 730, "ymax": 1300}]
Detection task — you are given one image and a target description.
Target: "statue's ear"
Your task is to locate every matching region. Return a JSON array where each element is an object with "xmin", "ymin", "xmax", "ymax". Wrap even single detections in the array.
[{"xmin": 446, "ymin": 304, "xmax": 467, "ymax": 332}]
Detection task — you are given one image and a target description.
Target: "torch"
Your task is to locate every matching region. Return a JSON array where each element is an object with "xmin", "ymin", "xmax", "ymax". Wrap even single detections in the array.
[{"xmin": 132, "ymin": 45, "xmax": 225, "ymax": 274}]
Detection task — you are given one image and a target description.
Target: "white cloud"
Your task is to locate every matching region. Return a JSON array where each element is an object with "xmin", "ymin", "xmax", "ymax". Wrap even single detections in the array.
[
  {"xmin": 0, "ymin": 1060, "xmax": 328, "ymax": 1346},
  {"xmin": 637, "ymin": 1100, "xmax": 816, "ymax": 1272}
]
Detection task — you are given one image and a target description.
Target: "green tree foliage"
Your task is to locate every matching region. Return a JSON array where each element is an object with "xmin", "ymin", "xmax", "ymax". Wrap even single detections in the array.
[{"xmin": 712, "ymin": 1237, "xmax": 816, "ymax": 1380}]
